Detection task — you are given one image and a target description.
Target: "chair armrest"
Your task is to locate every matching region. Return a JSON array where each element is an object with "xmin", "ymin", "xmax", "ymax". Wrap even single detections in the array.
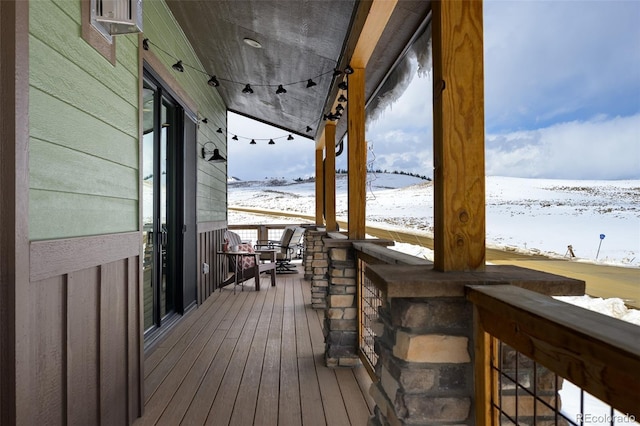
[{"xmin": 255, "ymin": 249, "xmax": 276, "ymax": 262}]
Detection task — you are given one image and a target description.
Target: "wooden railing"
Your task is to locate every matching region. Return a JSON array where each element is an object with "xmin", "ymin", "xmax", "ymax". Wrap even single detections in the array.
[
  {"xmin": 227, "ymin": 223, "xmax": 298, "ymax": 245},
  {"xmin": 467, "ymin": 285, "xmax": 640, "ymax": 425}
]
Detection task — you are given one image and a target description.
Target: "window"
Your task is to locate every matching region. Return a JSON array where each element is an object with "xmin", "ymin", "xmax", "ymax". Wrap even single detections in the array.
[{"xmin": 81, "ymin": 0, "xmax": 143, "ymax": 64}]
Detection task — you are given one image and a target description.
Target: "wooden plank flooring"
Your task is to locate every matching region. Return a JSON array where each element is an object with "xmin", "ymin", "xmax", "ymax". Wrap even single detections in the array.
[{"xmin": 135, "ymin": 267, "xmax": 374, "ymax": 425}]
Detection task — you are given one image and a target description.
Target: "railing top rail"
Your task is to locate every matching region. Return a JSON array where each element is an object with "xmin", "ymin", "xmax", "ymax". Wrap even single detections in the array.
[
  {"xmin": 353, "ymin": 242, "xmax": 432, "ymax": 266},
  {"xmin": 228, "ymin": 223, "xmax": 307, "ymax": 230},
  {"xmin": 467, "ymin": 284, "xmax": 640, "ymax": 418}
]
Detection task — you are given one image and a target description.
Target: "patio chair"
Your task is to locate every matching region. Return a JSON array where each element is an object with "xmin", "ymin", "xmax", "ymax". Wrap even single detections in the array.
[
  {"xmin": 220, "ymin": 230, "xmax": 276, "ymax": 291},
  {"xmin": 289, "ymin": 226, "xmax": 306, "ymax": 259},
  {"xmin": 254, "ymin": 227, "xmax": 300, "ymax": 273}
]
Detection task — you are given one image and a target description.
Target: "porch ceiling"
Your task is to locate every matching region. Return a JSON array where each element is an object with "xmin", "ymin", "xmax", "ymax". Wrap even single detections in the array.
[{"xmin": 165, "ymin": 0, "xmax": 431, "ymax": 140}]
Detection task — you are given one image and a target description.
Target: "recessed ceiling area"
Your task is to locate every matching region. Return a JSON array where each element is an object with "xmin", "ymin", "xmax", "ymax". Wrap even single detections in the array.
[
  {"xmin": 166, "ymin": 0, "xmax": 358, "ymax": 138},
  {"xmin": 165, "ymin": 0, "xmax": 431, "ymax": 141}
]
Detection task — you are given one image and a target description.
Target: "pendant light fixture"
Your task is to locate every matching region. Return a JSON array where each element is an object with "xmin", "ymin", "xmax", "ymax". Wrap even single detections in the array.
[
  {"xmin": 172, "ymin": 60, "xmax": 184, "ymax": 72},
  {"xmin": 276, "ymin": 85, "xmax": 287, "ymax": 94},
  {"xmin": 207, "ymin": 76, "xmax": 220, "ymax": 87},
  {"xmin": 201, "ymin": 142, "xmax": 226, "ymax": 163},
  {"xmin": 306, "ymin": 79, "xmax": 317, "ymax": 88},
  {"xmin": 242, "ymin": 84, "xmax": 254, "ymax": 94}
]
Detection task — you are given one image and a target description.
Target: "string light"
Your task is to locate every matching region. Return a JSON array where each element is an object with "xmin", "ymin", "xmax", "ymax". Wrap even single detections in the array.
[
  {"xmin": 142, "ymin": 38, "xmax": 352, "ymax": 142},
  {"xmin": 143, "ymin": 38, "xmax": 347, "ymax": 95},
  {"xmin": 172, "ymin": 60, "xmax": 184, "ymax": 72},
  {"xmin": 214, "ymin": 125, "xmax": 305, "ymax": 145},
  {"xmin": 199, "ymin": 117, "xmax": 311, "ymax": 144}
]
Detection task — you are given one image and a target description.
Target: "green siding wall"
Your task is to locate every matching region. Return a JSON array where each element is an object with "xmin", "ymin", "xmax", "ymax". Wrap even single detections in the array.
[
  {"xmin": 143, "ymin": 1, "xmax": 228, "ymax": 224},
  {"xmin": 28, "ymin": 0, "xmax": 227, "ymax": 240},
  {"xmin": 29, "ymin": 0, "xmax": 139, "ymax": 240}
]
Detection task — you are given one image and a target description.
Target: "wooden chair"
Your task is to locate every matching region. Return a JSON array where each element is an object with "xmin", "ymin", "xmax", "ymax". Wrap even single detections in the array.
[{"xmin": 221, "ymin": 231, "xmax": 276, "ymax": 291}]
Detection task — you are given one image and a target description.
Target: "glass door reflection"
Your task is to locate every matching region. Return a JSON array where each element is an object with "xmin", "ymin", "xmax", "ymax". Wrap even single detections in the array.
[{"xmin": 142, "ymin": 75, "xmax": 179, "ymax": 336}]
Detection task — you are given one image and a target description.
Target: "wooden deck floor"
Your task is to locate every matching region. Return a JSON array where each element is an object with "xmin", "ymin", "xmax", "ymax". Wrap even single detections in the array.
[{"xmin": 135, "ymin": 266, "xmax": 374, "ymax": 425}]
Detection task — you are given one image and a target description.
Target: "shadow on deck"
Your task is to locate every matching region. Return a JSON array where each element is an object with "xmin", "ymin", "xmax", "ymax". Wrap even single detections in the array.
[{"xmin": 135, "ymin": 265, "xmax": 374, "ymax": 425}]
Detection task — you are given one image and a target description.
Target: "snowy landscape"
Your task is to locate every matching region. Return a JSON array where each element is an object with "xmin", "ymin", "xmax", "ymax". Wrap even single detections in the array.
[
  {"xmin": 229, "ymin": 173, "xmax": 639, "ymax": 268},
  {"xmin": 229, "ymin": 173, "xmax": 639, "ymax": 424},
  {"xmin": 229, "ymin": 172, "xmax": 639, "ymax": 317}
]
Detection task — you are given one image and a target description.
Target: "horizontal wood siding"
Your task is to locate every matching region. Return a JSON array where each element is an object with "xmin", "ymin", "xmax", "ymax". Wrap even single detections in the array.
[
  {"xmin": 143, "ymin": 0, "xmax": 228, "ymax": 224},
  {"xmin": 25, "ymin": 235, "xmax": 141, "ymax": 425},
  {"xmin": 29, "ymin": 0, "xmax": 139, "ymax": 240},
  {"xmin": 197, "ymin": 222, "xmax": 227, "ymax": 303}
]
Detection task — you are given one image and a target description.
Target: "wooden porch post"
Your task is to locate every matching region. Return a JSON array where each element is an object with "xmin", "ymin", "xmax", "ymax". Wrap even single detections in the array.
[
  {"xmin": 324, "ymin": 122, "xmax": 337, "ymax": 231},
  {"xmin": 0, "ymin": 0, "xmax": 30, "ymax": 423},
  {"xmin": 347, "ymin": 67, "xmax": 366, "ymax": 239},
  {"xmin": 315, "ymin": 145, "xmax": 325, "ymax": 226},
  {"xmin": 432, "ymin": 0, "xmax": 486, "ymax": 271}
]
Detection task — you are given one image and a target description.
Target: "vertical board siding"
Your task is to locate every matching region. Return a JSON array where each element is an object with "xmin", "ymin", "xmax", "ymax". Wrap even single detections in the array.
[
  {"xmin": 198, "ymin": 226, "xmax": 226, "ymax": 303},
  {"xmin": 26, "ymin": 255, "xmax": 140, "ymax": 425},
  {"xmin": 128, "ymin": 257, "xmax": 142, "ymax": 422},
  {"xmin": 100, "ymin": 260, "xmax": 129, "ymax": 425},
  {"xmin": 28, "ymin": 275, "xmax": 66, "ymax": 425},
  {"xmin": 67, "ymin": 267, "xmax": 100, "ymax": 426}
]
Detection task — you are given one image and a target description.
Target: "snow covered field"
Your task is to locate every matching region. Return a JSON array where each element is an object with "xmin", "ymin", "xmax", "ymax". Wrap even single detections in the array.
[{"xmin": 229, "ymin": 173, "xmax": 640, "ymax": 268}]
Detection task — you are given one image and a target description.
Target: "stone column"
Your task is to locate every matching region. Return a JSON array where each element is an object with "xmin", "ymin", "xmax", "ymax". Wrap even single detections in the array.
[
  {"xmin": 324, "ymin": 243, "xmax": 360, "ymax": 367},
  {"xmin": 365, "ymin": 264, "xmax": 585, "ymax": 425},
  {"xmin": 304, "ymin": 228, "xmax": 329, "ymax": 309},
  {"xmin": 369, "ymin": 296, "xmax": 474, "ymax": 425}
]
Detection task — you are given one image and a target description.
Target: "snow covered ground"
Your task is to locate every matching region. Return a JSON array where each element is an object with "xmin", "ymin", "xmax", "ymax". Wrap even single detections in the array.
[{"xmin": 229, "ymin": 173, "xmax": 640, "ymax": 268}]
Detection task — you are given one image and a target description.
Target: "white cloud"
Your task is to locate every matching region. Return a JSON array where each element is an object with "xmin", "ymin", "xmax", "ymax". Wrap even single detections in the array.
[{"xmin": 486, "ymin": 114, "xmax": 640, "ymax": 179}]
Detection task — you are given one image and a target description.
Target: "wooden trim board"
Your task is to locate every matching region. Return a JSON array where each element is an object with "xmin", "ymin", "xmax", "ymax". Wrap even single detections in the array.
[{"xmin": 30, "ymin": 232, "xmax": 140, "ymax": 282}]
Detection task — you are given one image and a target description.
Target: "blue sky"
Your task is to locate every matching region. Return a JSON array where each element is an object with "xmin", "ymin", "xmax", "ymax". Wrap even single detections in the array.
[{"xmin": 227, "ymin": 0, "xmax": 640, "ymax": 181}]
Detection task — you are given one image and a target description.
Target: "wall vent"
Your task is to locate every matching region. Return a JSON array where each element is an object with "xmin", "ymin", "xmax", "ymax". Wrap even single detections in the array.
[{"xmin": 91, "ymin": 0, "xmax": 143, "ymax": 37}]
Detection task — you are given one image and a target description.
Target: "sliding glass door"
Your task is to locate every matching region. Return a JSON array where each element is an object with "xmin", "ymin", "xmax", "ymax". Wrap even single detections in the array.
[{"xmin": 142, "ymin": 74, "xmax": 180, "ymax": 336}]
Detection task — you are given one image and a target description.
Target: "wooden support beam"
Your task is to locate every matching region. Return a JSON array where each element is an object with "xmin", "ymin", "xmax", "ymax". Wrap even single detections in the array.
[
  {"xmin": 473, "ymin": 306, "xmax": 495, "ymax": 426},
  {"xmin": 324, "ymin": 123, "xmax": 337, "ymax": 231},
  {"xmin": 315, "ymin": 147, "xmax": 325, "ymax": 226},
  {"xmin": 432, "ymin": 0, "xmax": 486, "ymax": 271},
  {"xmin": 351, "ymin": 0, "xmax": 398, "ymax": 68},
  {"xmin": 347, "ymin": 67, "xmax": 366, "ymax": 239}
]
